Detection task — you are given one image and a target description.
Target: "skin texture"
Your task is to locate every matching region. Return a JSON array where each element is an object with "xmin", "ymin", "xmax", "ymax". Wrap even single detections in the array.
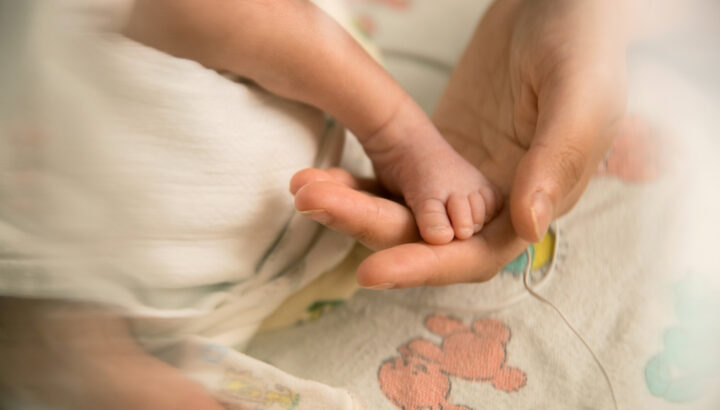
[
  {"xmin": 293, "ymin": 0, "xmax": 629, "ymax": 289},
  {"xmin": 125, "ymin": 0, "xmax": 499, "ymax": 245}
]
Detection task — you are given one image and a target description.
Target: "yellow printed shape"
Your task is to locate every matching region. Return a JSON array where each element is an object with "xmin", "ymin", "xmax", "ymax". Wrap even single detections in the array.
[{"xmin": 531, "ymin": 231, "xmax": 555, "ymax": 270}]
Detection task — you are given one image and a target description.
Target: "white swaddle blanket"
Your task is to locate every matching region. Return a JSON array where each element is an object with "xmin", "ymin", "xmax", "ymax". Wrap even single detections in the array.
[
  {"xmin": 2, "ymin": 1, "xmax": 370, "ymax": 407},
  {"xmin": 0, "ymin": 0, "xmax": 369, "ymax": 350},
  {"xmin": 0, "ymin": 1, "xmax": 378, "ymax": 407}
]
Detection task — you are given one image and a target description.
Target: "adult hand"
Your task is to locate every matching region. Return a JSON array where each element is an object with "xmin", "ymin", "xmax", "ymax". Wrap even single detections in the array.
[
  {"xmin": 293, "ymin": 0, "xmax": 628, "ymax": 288},
  {"xmin": 0, "ymin": 298, "xmax": 225, "ymax": 410},
  {"xmin": 291, "ymin": 168, "xmax": 527, "ymax": 288},
  {"xmin": 435, "ymin": 0, "xmax": 627, "ymax": 242}
]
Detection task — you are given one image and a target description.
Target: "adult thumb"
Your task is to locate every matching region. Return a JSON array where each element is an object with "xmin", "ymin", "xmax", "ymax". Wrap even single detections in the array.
[{"xmin": 510, "ymin": 75, "xmax": 623, "ymax": 242}]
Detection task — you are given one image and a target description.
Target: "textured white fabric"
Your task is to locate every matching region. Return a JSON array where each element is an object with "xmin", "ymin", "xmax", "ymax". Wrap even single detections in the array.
[
  {"xmin": 0, "ymin": 0, "xmax": 363, "ymax": 348},
  {"xmin": 1, "ymin": 2, "xmax": 370, "ymax": 407},
  {"xmin": 244, "ymin": 174, "xmax": 675, "ymax": 409}
]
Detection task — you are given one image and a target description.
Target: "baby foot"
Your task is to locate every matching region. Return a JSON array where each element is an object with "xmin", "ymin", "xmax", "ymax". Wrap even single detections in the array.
[{"xmin": 366, "ymin": 124, "xmax": 501, "ymax": 245}]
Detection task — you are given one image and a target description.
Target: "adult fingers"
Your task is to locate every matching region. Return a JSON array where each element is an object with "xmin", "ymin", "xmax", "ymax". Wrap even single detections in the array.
[
  {"xmin": 356, "ymin": 210, "xmax": 529, "ymax": 289},
  {"xmin": 289, "ymin": 167, "xmax": 378, "ymax": 195},
  {"xmin": 293, "ymin": 179, "xmax": 419, "ymax": 251},
  {"xmin": 291, "ymin": 169, "xmax": 530, "ymax": 288},
  {"xmin": 510, "ymin": 70, "xmax": 624, "ymax": 242}
]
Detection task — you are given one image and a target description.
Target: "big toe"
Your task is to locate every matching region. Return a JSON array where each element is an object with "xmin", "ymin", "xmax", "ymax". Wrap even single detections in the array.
[{"xmin": 413, "ymin": 198, "xmax": 454, "ymax": 245}]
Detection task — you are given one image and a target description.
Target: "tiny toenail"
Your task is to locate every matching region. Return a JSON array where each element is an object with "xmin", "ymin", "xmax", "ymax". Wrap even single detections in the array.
[
  {"xmin": 299, "ymin": 209, "xmax": 332, "ymax": 224},
  {"xmin": 473, "ymin": 224, "xmax": 483, "ymax": 232},
  {"xmin": 364, "ymin": 282, "xmax": 395, "ymax": 290},
  {"xmin": 430, "ymin": 225, "xmax": 451, "ymax": 232},
  {"xmin": 459, "ymin": 228, "xmax": 473, "ymax": 237}
]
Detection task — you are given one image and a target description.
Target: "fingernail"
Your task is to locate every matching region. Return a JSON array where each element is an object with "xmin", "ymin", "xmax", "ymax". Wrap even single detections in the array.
[
  {"xmin": 299, "ymin": 209, "xmax": 332, "ymax": 225},
  {"xmin": 459, "ymin": 227, "xmax": 474, "ymax": 238},
  {"xmin": 530, "ymin": 191, "xmax": 552, "ymax": 242},
  {"xmin": 473, "ymin": 224, "xmax": 483, "ymax": 232},
  {"xmin": 430, "ymin": 225, "xmax": 452, "ymax": 232},
  {"xmin": 364, "ymin": 282, "xmax": 395, "ymax": 290}
]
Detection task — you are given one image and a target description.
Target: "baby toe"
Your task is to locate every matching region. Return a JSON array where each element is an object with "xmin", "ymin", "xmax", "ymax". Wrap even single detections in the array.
[
  {"xmin": 468, "ymin": 191, "xmax": 486, "ymax": 233},
  {"xmin": 413, "ymin": 198, "xmax": 454, "ymax": 245},
  {"xmin": 447, "ymin": 194, "xmax": 474, "ymax": 240}
]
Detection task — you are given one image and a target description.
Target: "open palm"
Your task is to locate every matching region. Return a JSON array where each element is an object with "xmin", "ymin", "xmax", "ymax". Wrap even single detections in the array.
[{"xmin": 294, "ymin": 0, "xmax": 628, "ymax": 288}]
